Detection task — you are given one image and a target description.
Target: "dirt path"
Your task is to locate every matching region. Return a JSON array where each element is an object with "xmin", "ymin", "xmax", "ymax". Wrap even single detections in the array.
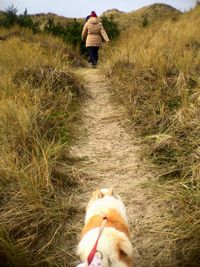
[{"xmin": 70, "ymin": 68, "xmax": 169, "ymax": 267}]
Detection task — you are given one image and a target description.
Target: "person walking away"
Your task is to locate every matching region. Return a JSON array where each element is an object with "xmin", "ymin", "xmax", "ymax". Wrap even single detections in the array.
[
  {"xmin": 84, "ymin": 15, "xmax": 91, "ymax": 63},
  {"xmin": 82, "ymin": 11, "xmax": 109, "ymax": 68}
]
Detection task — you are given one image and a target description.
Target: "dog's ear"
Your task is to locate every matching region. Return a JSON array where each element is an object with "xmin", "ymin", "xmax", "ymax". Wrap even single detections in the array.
[
  {"xmin": 92, "ymin": 188, "xmax": 114, "ymax": 199},
  {"xmin": 108, "ymin": 187, "xmax": 113, "ymax": 196},
  {"xmin": 92, "ymin": 190, "xmax": 103, "ymax": 199}
]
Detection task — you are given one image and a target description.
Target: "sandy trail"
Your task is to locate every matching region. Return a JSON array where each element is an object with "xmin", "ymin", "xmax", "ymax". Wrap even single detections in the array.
[{"xmin": 70, "ymin": 68, "xmax": 167, "ymax": 267}]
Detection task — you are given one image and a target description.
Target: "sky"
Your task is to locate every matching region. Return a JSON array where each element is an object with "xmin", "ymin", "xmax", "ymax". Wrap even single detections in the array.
[{"xmin": 0, "ymin": 0, "xmax": 198, "ymax": 18}]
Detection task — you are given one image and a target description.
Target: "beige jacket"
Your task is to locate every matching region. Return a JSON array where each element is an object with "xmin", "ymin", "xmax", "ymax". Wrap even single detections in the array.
[{"xmin": 82, "ymin": 17, "xmax": 109, "ymax": 47}]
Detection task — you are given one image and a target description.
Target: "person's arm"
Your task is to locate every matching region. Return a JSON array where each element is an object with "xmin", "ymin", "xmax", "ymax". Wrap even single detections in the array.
[
  {"xmin": 82, "ymin": 23, "xmax": 88, "ymax": 41},
  {"xmin": 100, "ymin": 24, "xmax": 109, "ymax": 42}
]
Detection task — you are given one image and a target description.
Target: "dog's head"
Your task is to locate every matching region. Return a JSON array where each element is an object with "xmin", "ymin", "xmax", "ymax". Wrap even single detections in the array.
[
  {"xmin": 86, "ymin": 188, "xmax": 121, "ymax": 211},
  {"xmin": 92, "ymin": 188, "xmax": 114, "ymax": 199}
]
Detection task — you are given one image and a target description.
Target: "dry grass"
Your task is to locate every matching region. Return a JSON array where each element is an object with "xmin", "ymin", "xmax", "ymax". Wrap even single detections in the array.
[
  {"xmin": 102, "ymin": 3, "xmax": 180, "ymax": 30},
  {"xmin": 102, "ymin": 5, "xmax": 200, "ymax": 266},
  {"xmin": 0, "ymin": 27, "xmax": 85, "ymax": 266}
]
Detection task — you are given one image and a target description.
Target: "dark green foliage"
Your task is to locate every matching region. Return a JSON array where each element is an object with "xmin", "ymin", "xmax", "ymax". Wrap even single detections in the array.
[
  {"xmin": 5, "ymin": 5, "xmax": 18, "ymax": 26},
  {"xmin": 17, "ymin": 9, "xmax": 34, "ymax": 28},
  {"xmin": 31, "ymin": 21, "xmax": 40, "ymax": 33},
  {"xmin": 43, "ymin": 17, "xmax": 83, "ymax": 52},
  {"xmin": 0, "ymin": 6, "xmax": 40, "ymax": 33},
  {"xmin": 63, "ymin": 19, "xmax": 82, "ymax": 46},
  {"xmin": 100, "ymin": 15, "xmax": 120, "ymax": 39},
  {"xmin": 44, "ymin": 18, "xmax": 64, "ymax": 35},
  {"xmin": 0, "ymin": 5, "xmax": 18, "ymax": 27},
  {"xmin": 142, "ymin": 16, "xmax": 149, "ymax": 27},
  {"xmin": 44, "ymin": 18, "xmax": 82, "ymax": 46},
  {"xmin": 0, "ymin": 5, "xmax": 120, "ymax": 55}
]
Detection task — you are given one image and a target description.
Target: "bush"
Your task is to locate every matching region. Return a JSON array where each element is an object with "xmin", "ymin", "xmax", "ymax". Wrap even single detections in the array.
[
  {"xmin": 0, "ymin": 6, "xmax": 40, "ymax": 33},
  {"xmin": 43, "ymin": 17, "xmax": 83, "ymax": 53},
  {"xmin": 0, "ymin": 6, "xmax": 120, "ymax": 56},
  {"xmin": 100, "ymin": 15, "xmax": 120, "ymax": 40},
  {"xmin": 0, "ymin": 5, "xmax": 18, "ymax": 27},
  {"xmin": 17, "ymin": 9, "xmax": 33, "ymax": 28},
  {"xmin": 142, "ymin": 16, "xmax": 149, "ymax": 27}
]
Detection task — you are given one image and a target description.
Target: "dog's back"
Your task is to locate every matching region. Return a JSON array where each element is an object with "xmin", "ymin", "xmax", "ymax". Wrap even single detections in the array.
[
  {"xmin": 77, "ymin": 227, "xmax": 132, "ymax": 267},
  {"xmin": 77, "ymin": 189, "xmax": 133, "ymax": 267}
]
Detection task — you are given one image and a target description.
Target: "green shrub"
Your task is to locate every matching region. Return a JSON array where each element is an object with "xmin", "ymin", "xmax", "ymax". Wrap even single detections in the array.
[
  {"xmin": 17, "ymin": 9, "xmax": 34, "ymax": 28},
  {"xmin": 0, "ymin": 5, "xmax": 18, "ymax": 27},
  {"xmin": 142, "ymin": 16, "xmax": 149, "ymax": 27},
  {"xmin": 0, "ymin": 6, "xmax": 120, "ymax": 56},
  {"xmin": 100, "ymin": 15, "xmax": 120, "ymax": 40}
]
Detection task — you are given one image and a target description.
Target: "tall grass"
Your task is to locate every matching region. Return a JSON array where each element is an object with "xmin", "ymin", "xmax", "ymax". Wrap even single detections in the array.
[
  {"xmin": 102, "ymin": 3, "xmax": 180, "ymax": 30},
  {"xmin": 102, "ymin": 5, "xmax": 200, "ymax": 266},
  {"xmin": 0, "ymin": 27, "xmax": 85, "ymax": 266}
]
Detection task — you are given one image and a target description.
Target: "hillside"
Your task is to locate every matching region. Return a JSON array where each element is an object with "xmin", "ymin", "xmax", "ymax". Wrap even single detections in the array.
[
  {"xmin": 102, "ymin": 3, "xmax": 200, "ymax": 266},
  {"xmin": 0, "ymin": 3, "xmax": 180, "ymax": 35},
  {"xmin": 0, "ymin": 26, "xmax": 86, "ymax": 266},
  {"xmin": 31, "ymin": 3, "xmax": 181, "ymax": 32},
  {"xmin": 102, "ymin": 4, "xmax": 181, "ymax": 29},
  {"xmin": 29, "ymin": 4, "xmax": 181, "ymax": 36},
  {"xmin": 101, "ymin": 8, "xmax": 125, "ymax": 17},
  {"xmin": 31, "ymin": 12, "xmax": 83, "ymax": 26},
  {"xmin": 32, "ymin": 3, "xmax": 181, "ymax": 30},
  {"xmin": 1, "ymin": 2, "xmax": 200, "ymax": 267}
]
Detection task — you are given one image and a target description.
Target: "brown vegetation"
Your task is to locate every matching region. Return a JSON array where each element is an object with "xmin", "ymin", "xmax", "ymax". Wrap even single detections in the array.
[
  {"xmin": 0, "ymin": 27, "xmax": 85, "ymax": 266},
  {"xmin": 1, "ymin": 3, "xmax": 200, "ymax": 266},
  {"xmin": 102, "ymin": 4, "xmax": 200, "ymax": 266},
  {"xmin": 102, "ymin": 3, "xmax": 181, "ymax": 30}
]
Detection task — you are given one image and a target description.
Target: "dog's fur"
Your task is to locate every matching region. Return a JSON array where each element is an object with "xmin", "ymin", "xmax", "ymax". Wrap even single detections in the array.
[{"xmin": 77, "ymin": 188, "xmax": 133, "ymax": 267}]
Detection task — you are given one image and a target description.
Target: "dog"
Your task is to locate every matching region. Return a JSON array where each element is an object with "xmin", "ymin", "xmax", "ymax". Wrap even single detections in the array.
[{"xmin": 77, "ymin": 188, "xmax": 133, "ymax": 267}]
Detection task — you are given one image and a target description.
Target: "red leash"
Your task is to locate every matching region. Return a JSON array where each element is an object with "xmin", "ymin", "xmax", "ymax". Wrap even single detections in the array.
[{"xmin": 87, "ymin": 216, "xmax": 107, "ymax": 265}]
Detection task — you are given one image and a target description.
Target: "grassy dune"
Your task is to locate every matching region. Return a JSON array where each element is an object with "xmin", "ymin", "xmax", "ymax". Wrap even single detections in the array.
[
  {"xmin": 0, "ymin": 27, "xmax": 85, "ymax": 266},
  {"xmin": 102, "ymin": 4, "xmax": 181, "ymax": 30},
  {"xmin": 103, "ymin": 5, "xmax": 200, "ymax": 266},
  {"xmin": 1, "ymin": 3, "xmax": 200, "ymax": 266}
]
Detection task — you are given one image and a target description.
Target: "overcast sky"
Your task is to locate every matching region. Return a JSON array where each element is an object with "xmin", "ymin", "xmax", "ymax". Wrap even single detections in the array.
[{"xmin": 0, "ymin": 0, "xmax": 198, "ymax": 18}]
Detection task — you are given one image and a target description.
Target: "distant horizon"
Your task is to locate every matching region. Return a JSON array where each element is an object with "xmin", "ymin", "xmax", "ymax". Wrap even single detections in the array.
[{"xmin": 0, "ymin": 0, "xmax": 198, "ymax": 18}]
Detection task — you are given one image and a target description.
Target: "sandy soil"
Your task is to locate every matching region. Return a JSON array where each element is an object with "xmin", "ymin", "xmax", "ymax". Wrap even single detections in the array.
[{"xmin": 70, "ymin": 68, "xmax": 172, "ymax": 267}]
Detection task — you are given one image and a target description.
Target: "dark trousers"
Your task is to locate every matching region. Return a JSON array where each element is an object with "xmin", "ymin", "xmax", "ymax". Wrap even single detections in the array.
[{"xmin": 87, "ymin": 47, "xmax": 99, "ymax": 66}]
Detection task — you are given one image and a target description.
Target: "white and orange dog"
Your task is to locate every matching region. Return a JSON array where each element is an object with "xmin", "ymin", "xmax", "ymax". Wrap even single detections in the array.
[{"xmin": 77, "ymin": 188, "xmax": 133, "ymax": 267}]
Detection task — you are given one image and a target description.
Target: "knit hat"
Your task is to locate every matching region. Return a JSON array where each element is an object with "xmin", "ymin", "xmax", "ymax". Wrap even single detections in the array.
[{"xmin": 91, "ymin": 11, "xmax": 97, "ymax": 17}]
